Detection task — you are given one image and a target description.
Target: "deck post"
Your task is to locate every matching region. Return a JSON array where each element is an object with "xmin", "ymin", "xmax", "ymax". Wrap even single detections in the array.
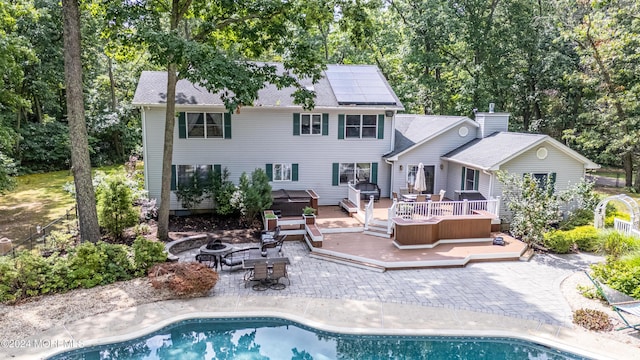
[{"xmin": 462, "ymin": 199, "xmax": 469, "ymax": 215}]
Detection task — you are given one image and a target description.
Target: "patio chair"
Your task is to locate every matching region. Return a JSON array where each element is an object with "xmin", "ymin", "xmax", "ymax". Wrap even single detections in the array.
[
  {"xmin": 261, "ymin": 226, "xmax": 281, "ymax": 243},
  {"xmin": 245, "ymin": 261, "xmax": 270, "ymax": 291},
  {"xmin": 415, "ymin": 194, "xmax": 426, "ymax": 202},
  {"xmin": 261, "ymin": 234, "xmax": 287, "ymax": 257},
  {"xmin": 429, "ymin": 194, "xmax": 440, "ymax": 201},
  {"xmin": 195, "ymin": 253, "xmax": 218, "ymax": 269},
  {"xmin": 439, "ymin": 189, "xmax": 446, "ymax": 200},
  {"xmin": 585, "ymin": 271, "xmax": 640, "ymax": 331},
  {"xmin": 269, "ymin": 262, "xmax": 290, "ymax": 290},
  {"xmin": 392, "ymin": 192, "xmax": 398, "ymax": 201},
  {"xmin": 220, "ymin": 247, "xmax": 260, "ymax": 270}
]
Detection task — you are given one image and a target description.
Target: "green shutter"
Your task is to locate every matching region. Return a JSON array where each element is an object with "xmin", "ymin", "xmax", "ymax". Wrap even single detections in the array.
[
  {"xmin": 224, "ymin": 112, "xmax": 232, "ymax": 139},
  {"xmin": 377, "ymin": 114, "xmax": 385, "ymax": 139},
  {"xmin": 549, "ymin": 172, "xmax": 557, "ymax": 194},
  {"xmin": 293, "ymin": 113, "xmax": 300, "ymax": 136},
  {"xmin": 178, "ymin": 112, "xmax": 186, "ymax": 138},
  {"xmin": 266, "ymin": 164, "xmax": 273, "ymax": 181},
  {"xmin": 171, "ymin": 165, "xmax": 177, "ymax": 190},
  {"xmin": 322, "ymin": 113, "xmax": 329, "ymax": 136},
  {"xmin": 461, "ymin": 167, "xmax": 466, "ymax": 190},
  {"xmin": 332, "ymin": 163, "xmax": 339, "ymax": 186},
  {"xmin": 474, "ymin": 169, "xmax": 479, "ymax": 190},
  {"xmin": 338, "ymin": 114, "xmax": 345, "ymax": 139},
  {"xmin": 292, "ymin": 164, "xmax": 299, "ymax": 181},
  {"xmin": 371, "ymin": 163, "xmax": 378, "ymax": 184}
]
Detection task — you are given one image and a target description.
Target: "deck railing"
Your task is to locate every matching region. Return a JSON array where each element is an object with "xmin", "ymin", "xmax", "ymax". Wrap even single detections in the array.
[
  {"xmin": 363, "ymin": 196, "xmax": 375, "ymax": 230},
  {"xmin": 614, "ymin": 218, "xmax": 640, "ymax": 238},
  {"xmin": 393, "ymin": 198, "xmax": 500, "ymax": 220},
  {"xmin": 347, "ymin": 183, "xmax": 361, "ymax": 210}
]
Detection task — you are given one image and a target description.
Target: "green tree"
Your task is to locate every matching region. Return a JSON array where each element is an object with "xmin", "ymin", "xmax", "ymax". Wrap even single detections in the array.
[
  {"xmin": 105, "ymin": 0, "xmax": 334, "ymax": 240},
  {"xmin": 559, "ymin": 0, "xmax": 640, "ymax": 189},
  {"xmin": 62, "ymin": 0, "xmax": 101, "ymax": 242},
  {"xmin": 97, "ymin": 175, "xmax": 139, "ymax": 239},
  {"xmin": 242, "ymin": 168, "xmax": 272, "ymax": 224}
]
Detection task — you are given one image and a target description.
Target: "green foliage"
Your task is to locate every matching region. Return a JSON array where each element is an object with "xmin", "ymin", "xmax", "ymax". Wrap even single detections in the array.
[
  {"xmin": 175, "ymin": 168, "xmax": 211, "ymax": 209},
  {"xmin": 591, "ymin": 258, "xmax": 640, "ymax": 299},
  {"xmin": 0, "ymin": 238, "xmax": 167, "ymax": 303},
  {"xmin": 543, "ymin": 231, "xmax": 574, "ymax": 254},
  {"xmin": 41, "ymin": 229, "xmax": 76, "ymax": 253},
  {"xmin": 242, "ymin": 168, "xmax": 272, "ymax": 223},
  {"xmin": 576, "ymin": 284, "xmax": 602, "ymax": 301},
  {"xmin": 604, "ymin": 208, "xmax": 630, "ymax": 228},
  {"xmin": 597, "ymin": 231, "xmax": 639, "ymax": 259},
  {"xmin": 303, "ymin": 206, "xmax": 316, "ymax": 215},
  {"xmin": 18, "ymin": 121, "xmax": 71, "ymax": 173},
  {"xmin": 68, "ymin": 242, "xmax": 107, "ymax": 288},
  {"xmin": 97, "ymin": 175, "xmax": 139, "ymax": 239},
  {"xmin": 559, "ymin": 208, "xmax": 594, "ymax": 230},
  {"xmin": 132, "ymin": 237, "xmax": 167, "ymax": 276},
  {"xmin": 573, "ymin": 308, "xmax": 613, "ymax": 331},
  {"xmin": 497, "ymin": 171, "xmax": 561, "ymax": 246}
]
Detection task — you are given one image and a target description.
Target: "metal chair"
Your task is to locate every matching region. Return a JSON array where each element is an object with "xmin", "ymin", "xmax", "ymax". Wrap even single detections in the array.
[{"xmin": 195, "ymin": 253, "xmax": 218, "ymax": 269}]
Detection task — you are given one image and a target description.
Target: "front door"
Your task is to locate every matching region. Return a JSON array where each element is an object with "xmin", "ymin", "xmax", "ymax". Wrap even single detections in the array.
[{"xmin": 423, "ymin": 165, "xmax": 435, "ymax": 194}]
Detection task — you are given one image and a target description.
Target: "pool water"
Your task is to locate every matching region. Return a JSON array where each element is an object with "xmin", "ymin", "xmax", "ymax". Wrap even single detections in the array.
[{"xmin": 50, "ymin": 317, "xmax": 589, "ymax": 360}]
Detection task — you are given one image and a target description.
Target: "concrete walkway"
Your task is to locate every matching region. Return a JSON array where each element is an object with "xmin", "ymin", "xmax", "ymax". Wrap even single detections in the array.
[{"xmin": 9, "ymin": 242, "xmax": 640, "ymax": 359}]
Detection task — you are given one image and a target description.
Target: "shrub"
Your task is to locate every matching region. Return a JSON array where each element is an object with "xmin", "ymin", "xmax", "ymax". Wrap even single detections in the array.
[
  {"xmin": 543, "ymin": 231, "xmax": 574, "ymax": 253},
  {"xmin": 570, "ymin": 226, "xmax": 601, "ymax": 252},
  {"xmin": 598, "ymin": 230, "xmax": 639, "ymax": 259},
  {"xmin": 148, "ymin": 262, "xmax": 219, "ymax": 297},
  {"xmin": 68, "ymin": 242, "xmax": 107, "ymax": 288},
  {"xmin": 591, "ymin": 260, "xmax": 640, "ymax": 299},
  {"xmin": 97, "ymin": 242, "xmax": 135, "ymax": 283},
  {"xmin": 0, "ymin": 256, "xmax": 19, "ymax": 302},
  {"xmin": 133, "ymin": 223, "xmax": 152, "ymax": 236},
  {"xmin": 132, "ymin": 237, "xmax": 167, "ymax": 276},
  {"xmin": 576, "ymin": 284, "xmax": 602, "ymax": 300},
  {"xmin": 241, "ymin": 168, "xmax": 272, "ymax": 224},
  {"xmin": 97, "ymin": 175, "xmax": 139, "ymax": 239},
  {"xmin": 559, "ymin": 208, "xmax": 594, "ymax": 230},
  {"xmin": 573, "ymin": 308, "xmax": 613, "ymax": 331},
  {"xmin": 42, "ymin": 230, "xmax": 76, "ymax": 253}
]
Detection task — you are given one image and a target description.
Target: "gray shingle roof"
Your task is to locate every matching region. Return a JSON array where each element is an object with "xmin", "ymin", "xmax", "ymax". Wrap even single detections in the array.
[
  {"xmin": 384, "ymin": 114, "xmax": 473, "ymax": 158},
  {"xmin": 132, "ymin": 64, "xmax": 403, "ymax": 110},
  {"xmin": 442, "ymin": 132, "xmax": 547, "ymax": 170}
]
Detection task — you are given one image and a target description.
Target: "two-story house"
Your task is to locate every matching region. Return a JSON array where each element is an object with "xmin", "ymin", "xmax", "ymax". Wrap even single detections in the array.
[{"xmin": 133, "ymin": 63, "xmax": 598, "ymax": 216}]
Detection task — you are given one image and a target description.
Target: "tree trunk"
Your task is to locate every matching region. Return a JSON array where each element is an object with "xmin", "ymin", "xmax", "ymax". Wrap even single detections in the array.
[
  {"xmin": 623, "ymin": 151, "xmax": 633, "ymax": 187},
  {"xmin": 107, "ymin": 56, "xmax": 117, "ymax": 112},
  {"xmin": 157, "ymin": 63, "xmax": 178, "ymax": 241},
  {"xmin": 635, "ymin": 155, "xmax": 640, "ymax": 192},
  {"xmin": 62, "ymin": 0, "xmax": 101, "ymax": 242}
]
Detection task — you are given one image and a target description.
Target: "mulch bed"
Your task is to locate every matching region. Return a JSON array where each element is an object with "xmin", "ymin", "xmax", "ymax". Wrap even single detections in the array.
[{"xmin": 168, "ymin": 214, "xmax": 262, "ymax": 244}]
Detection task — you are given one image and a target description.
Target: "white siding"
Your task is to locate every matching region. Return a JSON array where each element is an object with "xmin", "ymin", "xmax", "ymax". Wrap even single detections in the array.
[
  {"xmin": 393, "ymin": 124, "xmax": 477, "ymax": 197},
  {"xmin": 493, "ymin": 143, "xmax": 587, "ymax": 218},
  {"xmin": 144, "ymin": 107, "xmax": 394, "ymax": 209}
]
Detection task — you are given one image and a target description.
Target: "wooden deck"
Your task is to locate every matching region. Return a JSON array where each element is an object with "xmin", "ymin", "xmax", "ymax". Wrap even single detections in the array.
[{"xmin": 309, "ymin": 201, "xmax": 527, "ymax": 270}]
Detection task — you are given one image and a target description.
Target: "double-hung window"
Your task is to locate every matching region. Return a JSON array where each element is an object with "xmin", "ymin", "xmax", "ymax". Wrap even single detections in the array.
[
  {"xmin": 177, "ymin": 165, "xmax": 212, "ymax": 187},
  {"xmin": 186, "ymin": 112, "xmax": 223, "ymax": 138},
  {"xmin": 273, "ymin": 163, "xmax": 292, "ymax": 182},
  {"xmin": 339, "ymin": 162, "xmax": 371, "ymax": 185},
  {"xmin": 301, "ymin": 114, "xmax": 322, "ymax": 135},
  {"xmin": 462, "ymin": 167, "xmax": 479, "ymax": 191},
  {"xmin": 346, "ymin": 115, "xmax": 377, "ymax": 138}
]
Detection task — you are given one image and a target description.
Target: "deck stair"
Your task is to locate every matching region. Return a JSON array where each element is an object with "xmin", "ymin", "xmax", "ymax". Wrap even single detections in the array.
[
  {"xmin": 308, "ymin": 252, "xmax": 386, "ymax": 272},
  {"xmin": 364, "ymin": 219, "xmax": 391, "ymax": 238},
  {"xmin": 339, "ymin": 198, "xmax": 358, "ymax": 214}
]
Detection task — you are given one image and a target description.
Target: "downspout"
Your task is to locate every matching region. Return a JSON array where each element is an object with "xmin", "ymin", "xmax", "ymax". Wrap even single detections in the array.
[
  {"xmin": 385, "ymin": 158, "xmax": 396, "ymax": 197},
  {"xmin": 483, "ymin": 169, "xmax": 493, "ymax": 198},
  {"xmin": 141, "ymin": 107, "xmax": 149, "ymax": 192}
]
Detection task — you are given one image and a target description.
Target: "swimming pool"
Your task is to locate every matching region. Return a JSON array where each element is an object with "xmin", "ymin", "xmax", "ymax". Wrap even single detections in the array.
[{"xmin": 50, "ymin": 317, "xmax": 589, "ymax": 359}]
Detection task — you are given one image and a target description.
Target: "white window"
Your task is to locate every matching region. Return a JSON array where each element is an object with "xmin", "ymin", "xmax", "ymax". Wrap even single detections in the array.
[
  {"xmin": 531, "ymin": 173, "xmax": 549, "ymax": 189},
  {"xmin": 345, "ymin": 114, "xmax": 377, "ymax": 138},
  {"xmin": 177, "ymin": 165, "xmax": 212, "ymax": 187},
  {"xmin": 463, "ymin": 168, "xmax": 478, "ymax": 191},
  {"xmin": 339, "ymin": 162, "xmax": 371, "ymax": 185},
  {"xmin": 301, "ymin": 114, "xmax": 322, "ymax": 135},
  {"xmin": 187, "ymin": 112, "xmax": 223, "ymax": 138},
  {"xmin": 273, "ymin": 163, "xmax": 292, "ymax": 182}
]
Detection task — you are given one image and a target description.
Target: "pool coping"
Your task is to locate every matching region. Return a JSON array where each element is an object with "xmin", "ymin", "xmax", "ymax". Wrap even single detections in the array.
[{"xmin": 13, "ymin": 296, "xmax": 638, "ymax": 360}]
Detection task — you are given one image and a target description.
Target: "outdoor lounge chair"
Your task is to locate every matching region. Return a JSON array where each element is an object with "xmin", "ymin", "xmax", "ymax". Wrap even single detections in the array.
[
  {"xmin": 220, "ymin": 247, "xmax": 261, "ymax": 270},
  {"xmin": 585, "ymin": 271, "xmax": 640, "ymax": 331}
]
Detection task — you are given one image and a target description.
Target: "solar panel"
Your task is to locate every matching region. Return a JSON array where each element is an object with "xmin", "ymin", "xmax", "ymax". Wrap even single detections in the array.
[{"xmin": 325, "ymin": 65, "xmax": 398, "ymax": 105}]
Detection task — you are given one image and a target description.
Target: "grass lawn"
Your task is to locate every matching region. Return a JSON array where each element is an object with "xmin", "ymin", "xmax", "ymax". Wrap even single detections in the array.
[{"xmin": 0, "ymin": 165, "xmax": 128, "ymax": 242}]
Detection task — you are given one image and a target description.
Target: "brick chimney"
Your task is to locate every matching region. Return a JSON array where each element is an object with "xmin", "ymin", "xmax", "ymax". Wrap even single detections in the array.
[{"xmin": 476, "ymin": 103, "xmax": 510, "ymax": 138}]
